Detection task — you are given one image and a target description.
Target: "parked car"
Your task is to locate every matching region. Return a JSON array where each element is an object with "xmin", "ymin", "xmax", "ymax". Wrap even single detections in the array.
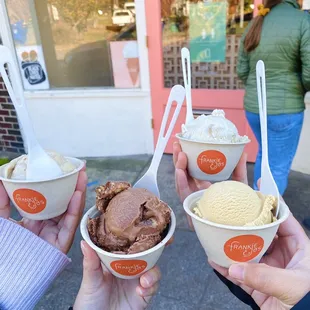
[
  {"xmin": 63, "ymin": 24, "xmax": 137, "ymax": 87},
  {"xmin": 112, "ymin": 9, "xmax": 135, "ymax": 27},
  {"xmin": 124, "ymin": 2, "xmax": 136, "ymax": 15}
]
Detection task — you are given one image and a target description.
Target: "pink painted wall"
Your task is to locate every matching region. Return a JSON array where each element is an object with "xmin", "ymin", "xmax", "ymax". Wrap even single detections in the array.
[{"xmin": 145, "ymin": 0, "xmax": 260, "ymax": 162}]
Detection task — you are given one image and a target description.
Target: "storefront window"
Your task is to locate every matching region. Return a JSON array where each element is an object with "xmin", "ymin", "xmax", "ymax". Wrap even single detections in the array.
[
  {"xmin": 162, "ymin": 0, "xmax": 254, "ymax": 89},
  {"xmin": 5, "ymin": 0, "xmax": 140, "ymax": 89}
]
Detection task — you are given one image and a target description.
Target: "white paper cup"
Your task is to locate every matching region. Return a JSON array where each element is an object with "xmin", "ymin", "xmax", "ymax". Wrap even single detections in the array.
[
  {"xmin": 177, "ymin": 134, "xmax": 250, "ymax": 182},
  {"xmin": 0, "ymin": 157, "xmax": 84, "ymax": 220},
  {"xmin": 184, "ymin": 190, "xmax": 290, "ymax": 268},
  {"xmin": 81, "ymin": 205, "xmax": 176, "ymax": 280}
]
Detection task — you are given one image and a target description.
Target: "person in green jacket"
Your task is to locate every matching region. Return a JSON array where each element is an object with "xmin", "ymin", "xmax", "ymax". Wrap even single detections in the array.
[{"xmin": 237, "ymin": 0, "xmax": 310, "ymax": 199}]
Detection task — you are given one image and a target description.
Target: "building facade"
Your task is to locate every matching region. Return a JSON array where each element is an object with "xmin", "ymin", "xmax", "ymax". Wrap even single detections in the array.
[
  {"xmin": 0, "ymin": 74, "xmax": 24, "ymax": 153},
  {"xmin": 0, "ymin": 0, "xmax": 154, "ymax": 157},
  {"xmin": 0, "ymin": 0, "xmax": 309, "ymax": 173}
]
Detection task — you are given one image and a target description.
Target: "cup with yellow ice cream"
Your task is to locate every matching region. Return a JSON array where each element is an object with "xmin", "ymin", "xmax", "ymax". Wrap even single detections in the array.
[
  {"xmin": 183, "ymin": 181, "xmax": 290, "ymax": 267},
  {"xmin": 0, "ymin": 151, "xmax": 84, "ymax": 220}
]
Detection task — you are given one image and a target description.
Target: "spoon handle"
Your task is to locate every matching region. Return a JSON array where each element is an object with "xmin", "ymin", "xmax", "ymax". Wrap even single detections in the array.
[
  {"xmin": 256, "ymin": 61, "xmax": 269, "ymax": 171},
  {"xmin": 0, "ymin": 46, "xmax": 39, "ymax": 153},
  {"xmin": 149, "ymin": 85, "xmax": 185, "ymax": 172},
  {"xmin": 181, "ymin": 48, "xmax": 194, "ymax": 124}
]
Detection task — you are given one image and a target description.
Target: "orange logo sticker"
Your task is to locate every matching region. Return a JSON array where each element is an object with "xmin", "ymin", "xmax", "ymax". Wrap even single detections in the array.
[
  {"xmin": 197, "ymin": 150, "xmax": 227, "ymax": 174},
  {"xmin": 224, "ymin": 235, "xmax": 264, "ymax": 262},
  {"xmin": 13, "ymin": 189, "xmax": 47, "ymax": 214},
  {"xmin": 111, "ymin": 260, "xmax": 147, "ymax": 276}
]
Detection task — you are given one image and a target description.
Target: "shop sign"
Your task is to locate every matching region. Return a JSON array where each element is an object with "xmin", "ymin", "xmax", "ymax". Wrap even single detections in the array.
[
  {"xmin": 16, "ymin": 45, "xmax": 50, "ymax": 90},
  {"xmin": 189, "ymin": 1, "xmax": 227, "ymax": 63}
]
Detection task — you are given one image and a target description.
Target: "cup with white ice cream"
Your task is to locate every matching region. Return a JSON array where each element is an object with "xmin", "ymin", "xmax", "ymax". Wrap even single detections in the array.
[
  {"xmin": 123, "ymin": 41, "xmax": 140, "ymax": 86},
  {"xmin": 0, "ymin": 151, "xmax": 84, "ymax": 220},
  {"xmin": 184, "ymin": 181, "xmax": 290, "ymax": 268},
  {"xmin": 176, "ymin": 109, "xmax": 250, "ymax": 182}
]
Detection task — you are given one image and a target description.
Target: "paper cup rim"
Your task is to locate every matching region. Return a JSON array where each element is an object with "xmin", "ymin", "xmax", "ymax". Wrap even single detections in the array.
[
  {"xmin": 176, "ymin": 133, "xmax": 251, "ymax": 146},
  {"xmin": 183, "ymin": 189, "xmax": 290, "ymax": 231},
  {"xmin": 0, "ymin": 157, "xmax": 84, "ymax": 183},
  {"xmin": 81, "ymin": 205, "xmax": 176, "ymax": 259}
]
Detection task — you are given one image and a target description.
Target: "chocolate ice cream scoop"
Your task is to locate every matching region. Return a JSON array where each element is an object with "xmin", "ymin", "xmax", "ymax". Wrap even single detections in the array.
[{"xmin": 88, "ymin": 181, "xmax": 171, "ymax": 254}]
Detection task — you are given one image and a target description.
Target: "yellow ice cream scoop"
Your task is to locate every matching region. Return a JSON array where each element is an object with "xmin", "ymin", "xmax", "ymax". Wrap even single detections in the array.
[{"xmin": 194, "ymin": 181, "xmax": 276, "ymax": 226}]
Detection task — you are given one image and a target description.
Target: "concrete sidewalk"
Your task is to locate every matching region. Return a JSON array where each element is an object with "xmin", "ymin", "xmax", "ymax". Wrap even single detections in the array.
[{"xmin": 33, "ymin": 155, "xmax": 310, "ymax": 310}]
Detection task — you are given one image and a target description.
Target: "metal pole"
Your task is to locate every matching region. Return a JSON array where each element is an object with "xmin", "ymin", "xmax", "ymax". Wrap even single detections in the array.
[{"xmin": 240, "ymin": 0, "xmax": 244, "ymax": 28}]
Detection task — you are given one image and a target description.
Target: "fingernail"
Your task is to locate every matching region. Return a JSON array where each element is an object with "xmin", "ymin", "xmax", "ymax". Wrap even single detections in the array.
[
  {"xmin": 229, "ymin": 264, "xmax": 245, "ymax": 281},
  {"xmin": 142, "ymin": 275, "xmax": 151, "ymax": 287},
  {"xmin": 81, "ymin": 241, "xmax": 87, "ymax": 257}
]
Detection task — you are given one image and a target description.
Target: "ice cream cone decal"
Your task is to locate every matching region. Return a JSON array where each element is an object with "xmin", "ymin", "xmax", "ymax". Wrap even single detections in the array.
[
  {"xmin": 126, "ymin": 58, "xmax": 140, "ymax": 85},
  {"xmin": 123, "ymin": 41, "xmax": 140, "ymax": 86}
]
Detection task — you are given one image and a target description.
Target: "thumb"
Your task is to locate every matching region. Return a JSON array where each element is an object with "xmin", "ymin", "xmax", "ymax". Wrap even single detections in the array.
[
  {"xmin": 175, "ymin": 168, "xmax": 192, "ymax": 203},
  {"xmin": 229, "ymin": 263, "xmax": 303, "ymax": 302},
  {"xmin": 232, "ymin": 152, "xmax": 248, "ymax": 185},
  {"xmin": 0, "ymin": 182, "xmax": 10, "ymax": 219},
  {"xmin": 80, "ymin": 241, "xmax": 107, "ymax": 291}
]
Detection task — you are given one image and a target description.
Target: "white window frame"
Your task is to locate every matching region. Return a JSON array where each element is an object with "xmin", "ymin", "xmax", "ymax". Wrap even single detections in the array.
[{"xmin": 0, "ymin": 0, "xmax": 150, "ymax": 99}]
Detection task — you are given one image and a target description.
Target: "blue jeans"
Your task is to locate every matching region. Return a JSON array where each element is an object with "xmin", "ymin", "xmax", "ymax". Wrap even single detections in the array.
[{"xmin": 246, "ymin": 111, "xmax": 304, "ymax": 195}]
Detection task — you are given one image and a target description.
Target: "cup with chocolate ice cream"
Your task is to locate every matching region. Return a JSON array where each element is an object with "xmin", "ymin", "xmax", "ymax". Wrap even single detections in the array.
[
  {"xmin": 80, "ymin": 181, "xmax": 176, "ymax": 279},
  {"xmin": 183, "ymin": 181, "xmax": 290, "ymax": 268}
]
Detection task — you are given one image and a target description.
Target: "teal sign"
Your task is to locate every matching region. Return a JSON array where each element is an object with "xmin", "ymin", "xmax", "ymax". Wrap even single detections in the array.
[{"xmin": 189, "ymin": 1, "xmax": 227, "ymax": 63}]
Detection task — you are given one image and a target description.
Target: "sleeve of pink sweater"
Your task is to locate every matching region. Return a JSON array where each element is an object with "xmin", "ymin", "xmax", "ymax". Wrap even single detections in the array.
[{"xmin": 0, "ymin": 218, "xmax": 71, "ymax": 310}]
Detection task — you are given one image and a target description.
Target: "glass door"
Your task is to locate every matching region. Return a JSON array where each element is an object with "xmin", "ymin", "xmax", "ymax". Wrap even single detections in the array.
[{"xmin": 146, "ymin": 0, "xmax": 260, "ymax": 161}]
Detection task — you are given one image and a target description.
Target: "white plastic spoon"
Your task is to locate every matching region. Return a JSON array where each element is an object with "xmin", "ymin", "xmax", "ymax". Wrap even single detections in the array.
[
  {"xmin": 181, "ymin": 48, "xmax": 194, "ymax": 124},
  {"xmin": 133, "ymin": 85, "xmax": 185, "ymax": 197},
  {"xmin": 0, "ymin": 46, "xmax": 63, "ymax": 180},
  {"xmin": 256, "ymin": 60, "xmax": 280, "ymax": 217}
]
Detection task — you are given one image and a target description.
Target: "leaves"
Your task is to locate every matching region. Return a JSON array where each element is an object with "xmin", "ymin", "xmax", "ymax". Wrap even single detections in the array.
[{"xmin": 48, "ymin": 0, "xmax": 115, "ymax": 29}]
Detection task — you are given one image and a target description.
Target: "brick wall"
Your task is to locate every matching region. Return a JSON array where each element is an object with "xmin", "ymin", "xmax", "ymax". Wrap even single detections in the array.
[{"xmin": 0, "ymin": 75, "xmax": 25, "ymax": 153}]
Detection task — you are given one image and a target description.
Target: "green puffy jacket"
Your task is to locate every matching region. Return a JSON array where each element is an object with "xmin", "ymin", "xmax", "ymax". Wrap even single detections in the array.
[{"xmin": 237, "ymin": 0, "xmax": 310, "ymax": 115}]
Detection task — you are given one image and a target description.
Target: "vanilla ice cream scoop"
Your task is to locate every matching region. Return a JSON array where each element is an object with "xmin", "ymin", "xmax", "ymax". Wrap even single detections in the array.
[
  {"xmin": 5, "ymin": 152, "xmax": 76, "ymax": 180},
  {"xmin": 194, "ymin": 181, "xmax": 276, "ymax": 226},
  {"xmin": 181, "ymin": 110, "xmax": 249, "ymax": 143}
]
